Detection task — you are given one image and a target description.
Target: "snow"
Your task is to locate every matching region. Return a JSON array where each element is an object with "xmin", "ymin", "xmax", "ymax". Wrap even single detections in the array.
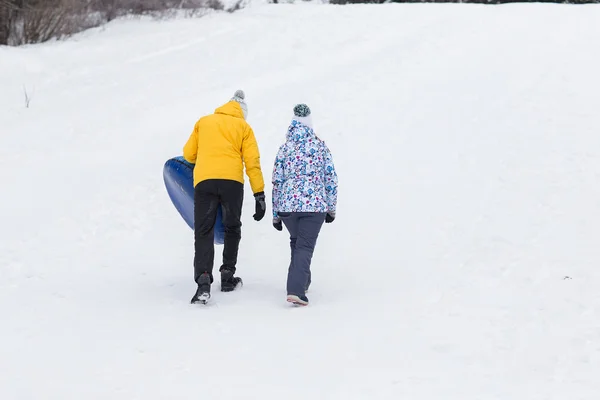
[{"xmin": 1, "ymin": 3, "xmax": 600, "ymax": 399}]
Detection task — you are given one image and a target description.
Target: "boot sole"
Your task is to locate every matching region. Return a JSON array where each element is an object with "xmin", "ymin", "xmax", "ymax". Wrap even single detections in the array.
[
  {"xmin": 191, "ymin": 292, "xmax": 210, "ymax": 305},
  {"xmin": 287, "ymin": 295, "xmax": 309, "ymax": 306}
]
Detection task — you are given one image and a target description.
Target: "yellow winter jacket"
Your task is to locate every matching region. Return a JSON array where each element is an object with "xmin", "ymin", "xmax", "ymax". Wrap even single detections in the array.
[{"xmin": 183, "ymin": 101, "xmax": 265, "ymax": 194}]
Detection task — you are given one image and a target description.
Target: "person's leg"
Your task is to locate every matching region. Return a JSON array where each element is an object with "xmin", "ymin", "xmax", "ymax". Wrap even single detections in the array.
[
  {"xmin": 192, "ymin": 181, "xmax": 219, "ymax": 302},
  {"xmin": 217, "ymin": 180, "xmax": 244, "ymax": 290},
  {"xmin": 278, "ymin": 212, "xmax": 299, "ymax": 286},
  {"xmin": 285, "ymin": 213, "xmax": 326, "ymax": 299},
  {"xmin": 280, "ymin": 213, "xmax": 300, "ymax": 297},
  {"xmin": 290, "ymin": 235, "xmax": 297, "ymax": 285}
]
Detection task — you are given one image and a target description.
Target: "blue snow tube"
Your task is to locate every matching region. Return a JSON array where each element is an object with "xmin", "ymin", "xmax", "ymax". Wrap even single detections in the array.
[{"xmin": 163, "ymin": 156, "xmax": 225, "ymax": 245}]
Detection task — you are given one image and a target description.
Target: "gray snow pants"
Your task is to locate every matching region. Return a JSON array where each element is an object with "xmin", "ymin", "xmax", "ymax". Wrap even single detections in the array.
[{"xmin": 279, "ymin": 212, "xmax": 327, "ymax": 297}]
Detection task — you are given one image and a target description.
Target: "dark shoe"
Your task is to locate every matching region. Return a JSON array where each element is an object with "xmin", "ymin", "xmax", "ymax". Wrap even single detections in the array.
[
  {"xmin": 191, "ymin": 272, "xmax": 211, "ymax": 304},
  {"xmin": 287, "ymin": 294, "xmax": 309, "ymax": 306},
  {"xmin": 220, "ymin": 268, "xmax": 243, "ymax": 292}
]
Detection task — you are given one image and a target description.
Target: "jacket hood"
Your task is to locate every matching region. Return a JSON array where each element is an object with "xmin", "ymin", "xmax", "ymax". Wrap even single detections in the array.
[
  {"xmin": 286, "ymin": 119, "xmax": 316, "ymax": 142},
  {"xmin": 215, "ymin": 101, "xmax": 245, "ymax": 119}
]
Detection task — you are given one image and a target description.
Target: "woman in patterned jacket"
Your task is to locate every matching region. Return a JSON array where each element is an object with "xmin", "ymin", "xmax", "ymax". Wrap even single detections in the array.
[{"xmin": 272, "ymin": 104, "xmax": 338, "ymax": 306}]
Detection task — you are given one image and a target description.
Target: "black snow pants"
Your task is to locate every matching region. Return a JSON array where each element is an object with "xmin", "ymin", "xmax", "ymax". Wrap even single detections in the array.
[{"xmin": 193, "ymin": 179, "xmax": 244, "ymax": 284}]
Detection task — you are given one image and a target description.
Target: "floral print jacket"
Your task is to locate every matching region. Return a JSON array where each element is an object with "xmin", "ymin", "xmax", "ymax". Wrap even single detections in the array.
[{"xmin": 272, "ymin": 120, "xmax": 338, "ymax": 217}]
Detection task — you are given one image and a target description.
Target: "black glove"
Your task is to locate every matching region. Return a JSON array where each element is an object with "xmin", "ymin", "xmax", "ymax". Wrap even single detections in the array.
[
  {"xmin": 325, "ymin": 211, "xmax": 336, "ymax": 224},
  {"xmin": 253, "ymin": 192, "xmax": 266, "ymax": 221},
  {"xmin": 273, "ymin": 217, "xmax": 283, "ymax": 231}
]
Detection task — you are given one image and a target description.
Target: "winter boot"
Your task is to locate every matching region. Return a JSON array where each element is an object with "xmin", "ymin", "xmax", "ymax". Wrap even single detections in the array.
[
  {"xmin": 191, "ymin": 272, "xmax": 211, "ymax": 304},
  {"xmin": 220, "ymin": 267, "xmax": 243, "ymax": 292},
  {"xmin": 287, "ymin": 294, "xmax": 309, "ymax": 306}
]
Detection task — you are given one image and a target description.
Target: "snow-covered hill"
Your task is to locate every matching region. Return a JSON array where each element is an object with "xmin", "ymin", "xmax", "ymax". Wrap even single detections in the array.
[{"xmin": 1, "ymin": 3, "xmax": 599, "ymax": 399}]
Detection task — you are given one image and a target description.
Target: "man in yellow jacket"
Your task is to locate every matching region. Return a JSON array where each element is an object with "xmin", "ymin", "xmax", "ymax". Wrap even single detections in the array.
[{"xmin": 183, "ymin": 90, "xmax": 266, "ymax": 304}]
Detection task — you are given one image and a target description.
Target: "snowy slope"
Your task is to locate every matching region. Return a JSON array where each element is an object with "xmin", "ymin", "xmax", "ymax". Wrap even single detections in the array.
[{"xmin": 1, "ymin": 3, "xmax": 600, "ymax": 399}]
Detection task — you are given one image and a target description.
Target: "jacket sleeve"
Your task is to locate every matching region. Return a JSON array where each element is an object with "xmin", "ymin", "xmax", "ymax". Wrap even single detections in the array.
[
  {"xmin": 242, "ymin": 125, "xmax": 265, "ymax": 194},
  {"xmin": 183, "ymin": 123, "xmax": 198, "ymax": 163},
  {"xmin": 271, "ymin": 146, "xmax": 285, "ymax": 218},
  {"xmin": 323, "ymin": 144, "xmax": 338, "ymax": 212}
]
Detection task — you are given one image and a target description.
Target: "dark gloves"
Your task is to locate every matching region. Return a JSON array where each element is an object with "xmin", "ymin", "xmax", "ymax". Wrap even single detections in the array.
[
  {"xmin": 253, "ymin": 192, "xmax": 266, "ymax": 221},
  {"xmin": 273, "ymin": 217, "xmax": 283, "ymax": 231},
  {"xmin": 325, "ymin": 211, "xmax": 336, "ymax": 224}
]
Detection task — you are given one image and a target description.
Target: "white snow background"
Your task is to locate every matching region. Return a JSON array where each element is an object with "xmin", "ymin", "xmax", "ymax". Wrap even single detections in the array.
[{"xmin": 1, "ymin": 3, "xmax": 599, "ymax": 399}]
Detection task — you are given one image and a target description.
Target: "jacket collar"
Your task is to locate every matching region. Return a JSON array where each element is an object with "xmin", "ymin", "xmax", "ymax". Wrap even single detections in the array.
[
  {"xmin": 214, "ymin": 101, "xmax": 245, "ymax": 119},
  {"xmin": 287, "ymin": 119, "xmax": 316, "ymax": 142}
]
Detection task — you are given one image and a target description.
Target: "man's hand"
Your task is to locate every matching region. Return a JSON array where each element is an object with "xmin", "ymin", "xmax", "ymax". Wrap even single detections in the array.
[{"xmin": 253, "ymin": 192, "xmax": 266, "ymax": 221}]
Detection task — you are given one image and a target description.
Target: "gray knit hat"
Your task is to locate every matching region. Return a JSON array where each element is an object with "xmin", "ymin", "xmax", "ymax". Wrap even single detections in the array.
[
  {"xmin": 231, "ymin": 90, "xmax": 248, "ymax": 119},
  {"xmin": 293, "ymin": 103, "xmax": 311, "ymax": 118}
]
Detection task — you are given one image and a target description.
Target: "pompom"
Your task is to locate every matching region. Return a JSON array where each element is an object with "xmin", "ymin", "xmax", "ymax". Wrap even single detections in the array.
[
  {"xmin": 233, "ymin": 90, "xmax": 245, "ymax": 100},
  {"xmin": 293, "ymin": 104, "xmax": 311, "ymax": 118}
]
